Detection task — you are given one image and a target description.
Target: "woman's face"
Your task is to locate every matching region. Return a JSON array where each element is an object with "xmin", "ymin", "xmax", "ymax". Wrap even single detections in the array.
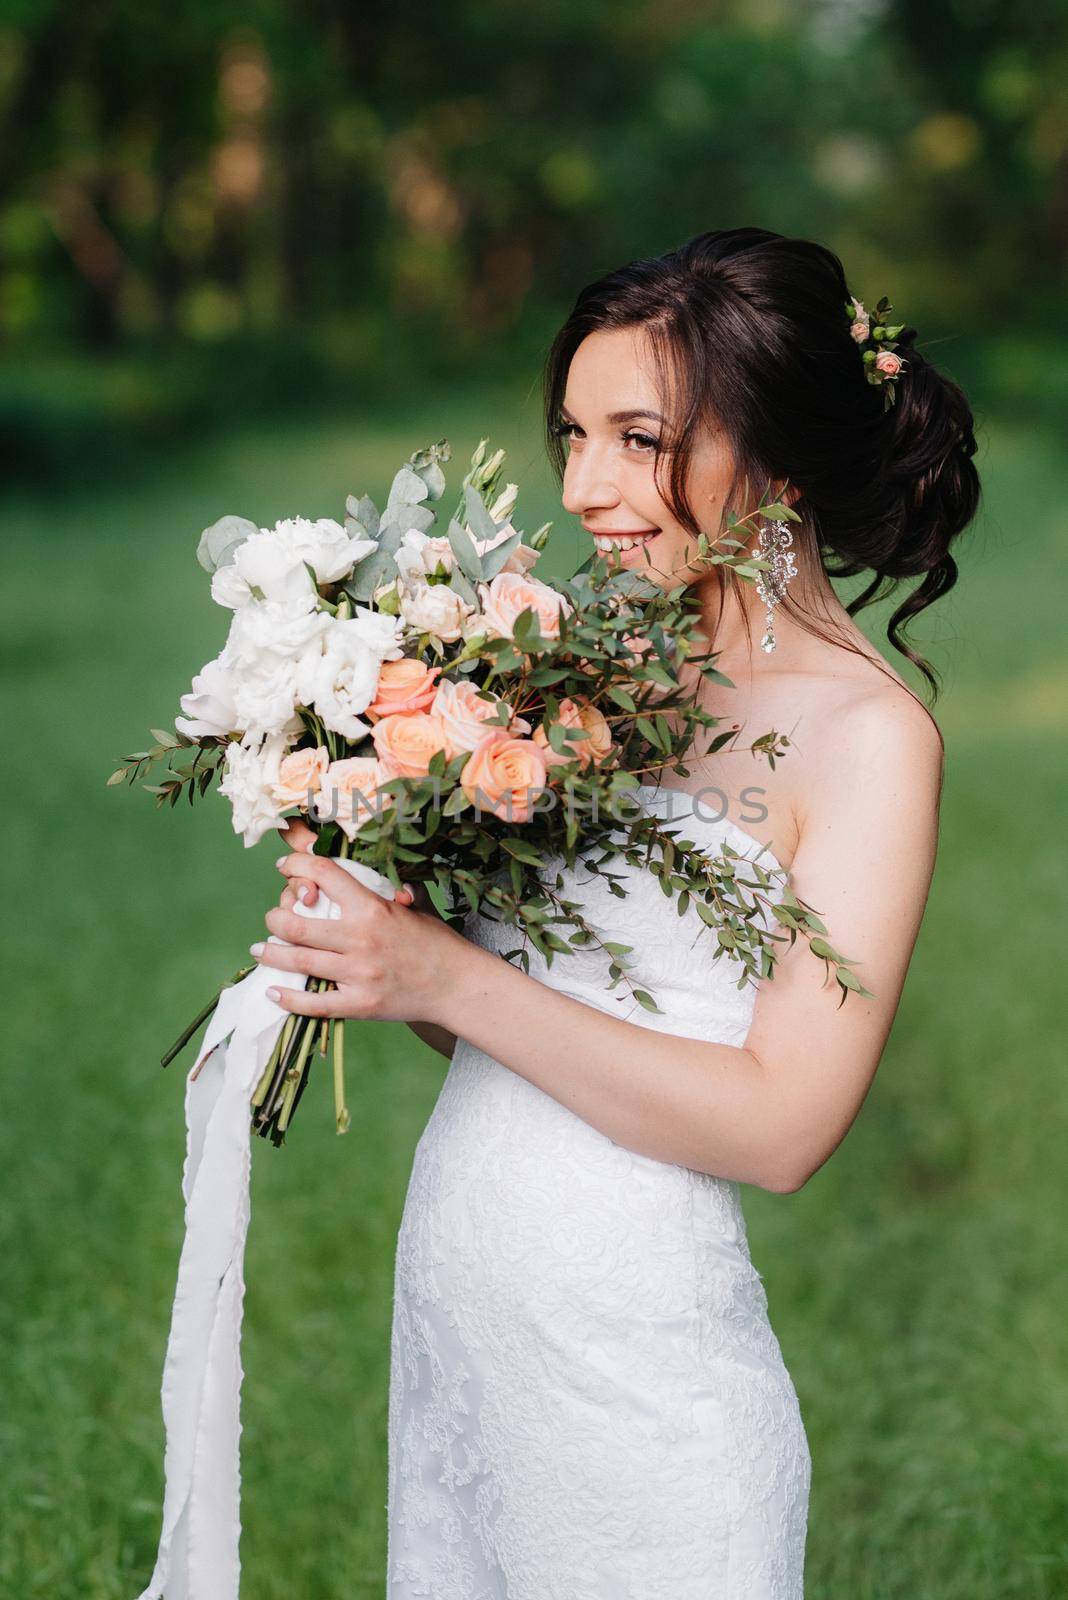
[{"xmin": 557, "ymin": 326, "xmax": 739, "ymax": 592}]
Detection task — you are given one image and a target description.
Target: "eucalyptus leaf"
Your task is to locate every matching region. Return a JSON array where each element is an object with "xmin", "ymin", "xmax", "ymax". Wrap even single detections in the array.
[
  {"xmin": 345, "ymin": 493, "xmax": 380, "ymax": 536},
  {"xmin": 386, "ymin": 465, "xmax": 430, "ymax": 513},
  {"xmin": 196, "ymin": 515, "xmax": 258, "ymax": 574},
  {"xmin": 446, "ymin": 518, "xmax": 484, "ymax": 585},
  {"xmin": 481, "ymin": 528, "xmax": 522, "ymax": 579},
  {"xmin": 463, "ymin": 484, "xmax": 499, "ymax": 544}
]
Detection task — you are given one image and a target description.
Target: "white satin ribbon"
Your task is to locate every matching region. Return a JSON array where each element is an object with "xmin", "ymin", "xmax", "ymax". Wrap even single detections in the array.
[{"xmin": 137, "ymin": 855, "xmax": 394, "ymax": 1600}]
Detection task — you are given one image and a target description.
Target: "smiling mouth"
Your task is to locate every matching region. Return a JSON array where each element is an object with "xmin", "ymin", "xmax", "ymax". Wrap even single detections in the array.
[{"xmin": 589, "ymin": 530, "xmax": 662, "ymax": 554}]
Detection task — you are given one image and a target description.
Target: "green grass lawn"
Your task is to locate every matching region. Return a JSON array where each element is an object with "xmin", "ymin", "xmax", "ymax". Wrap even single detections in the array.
[{"xmin": 2, "ymin": 385, "xmax": 1065, "ymax": 1598}]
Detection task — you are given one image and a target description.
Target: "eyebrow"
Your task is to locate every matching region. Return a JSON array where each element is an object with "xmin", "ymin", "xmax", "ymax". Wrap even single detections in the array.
[{"xmin": 559, "ymin": 405, "xmax": 664, "ymax": 426}]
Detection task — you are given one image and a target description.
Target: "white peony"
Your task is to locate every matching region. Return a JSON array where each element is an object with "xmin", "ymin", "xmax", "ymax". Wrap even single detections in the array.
[
  {"xmin": 211, "ymin": 531, "xmax": 316, "ymax": 609},
  {"xmin": 270, "ymin": 516, "xmax": 377, "ymax": 583},
  {"xmin": 218, "ymin": 731, "xmax": 295, "ymax": 848},
  {"xmin": 231, "ymin": 659, "xmax": 305, "ymax": 743},
  {"xmin": 175, "ymin": 654, "xmax": 240, "ymax": 739},
  {"xmin": 222, "ymin": 596, "xmax": 330, "ymax": 671},
  {"xmin": 297, "ymin": 609, "xmax": 405, "ymax": 740},
  {"xmin": 399, "ymin": 582, "xmax": 473, "ymax": 643},
  {"xmin": 210, "ymin": 517, "xmax": 377, "ymax": 610}
]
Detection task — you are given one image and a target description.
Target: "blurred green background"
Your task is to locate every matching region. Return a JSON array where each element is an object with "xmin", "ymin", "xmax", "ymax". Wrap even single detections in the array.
[{"xmin": 3, "ymin": 2, "xmax": 1066, "ymax": 1597}]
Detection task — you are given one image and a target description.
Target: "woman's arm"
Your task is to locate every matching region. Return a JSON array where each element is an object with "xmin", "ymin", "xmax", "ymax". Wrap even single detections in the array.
[
  {"xmin": 430, "ymin": 694, "xmax": 943, "ymax": 1193},
  {"xmin": 268, "ymin": 695, "xmax": 941, "ymax": 1193}
]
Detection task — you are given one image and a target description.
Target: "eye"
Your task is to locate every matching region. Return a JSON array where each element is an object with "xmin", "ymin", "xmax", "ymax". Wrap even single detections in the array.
[
  {"xmin": 551, "ymin": 420, "xmax": 582, "ymax": 442},
  {"xmin": 622, "ymin": 429, "xmax": 659, "ymax": 453}
]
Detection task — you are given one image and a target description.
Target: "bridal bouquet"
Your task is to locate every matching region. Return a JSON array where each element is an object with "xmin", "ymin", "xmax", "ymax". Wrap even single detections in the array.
[{"xmin": 112, "ymin": 437, "xmax": 866, "ymax": 1145}]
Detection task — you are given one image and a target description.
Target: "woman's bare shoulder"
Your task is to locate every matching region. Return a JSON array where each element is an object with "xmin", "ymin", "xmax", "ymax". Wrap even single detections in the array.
[{"xmin": 799, "ymin": 655, "xmax": 946, "ymax": 840}]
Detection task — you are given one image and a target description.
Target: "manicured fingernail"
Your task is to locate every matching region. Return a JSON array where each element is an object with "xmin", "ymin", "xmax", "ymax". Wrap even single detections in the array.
[
  {"xmin": 250, "ymin": 942, "xmax": 264, "ymax": 957},
  {"xmin": 275, "ymin": 856, "xmax": 287, "ymax": 870},
  {"xmin": 266, "ymin": 987, "xmax": 282, "ymax": 1002},
  {"xmin": 297, "ymin": 885, "xmax": 309, "ymax": 902}
]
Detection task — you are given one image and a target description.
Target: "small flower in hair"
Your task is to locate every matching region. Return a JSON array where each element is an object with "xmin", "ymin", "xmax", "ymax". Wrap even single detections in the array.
[
  {"xmin": 845, "ymin": 294, "xmax": 908, "ymax": 410},
  {"xmin": 848, "ymin": 296, "xmax": 870, "ymax": 343}
]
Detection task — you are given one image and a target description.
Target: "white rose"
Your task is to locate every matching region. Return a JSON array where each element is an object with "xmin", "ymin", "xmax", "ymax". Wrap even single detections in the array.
[
  {"xmin": 395, "ymin": 529, "xmax": 456, "ymax": 589},
  {"xmin": 175, "ymin": 654, "xmax": 240, "ymax": 739},
  {"xmin": 218, "ymin": 731, "xmax": 294, "ymax": 848},
  {"xmin": 270, "ymin": 516, "xmax": 377, "ymax": 583},
  {"xmin": 400, "ymin": 582, "xmax": 472, "ymax": 643}
]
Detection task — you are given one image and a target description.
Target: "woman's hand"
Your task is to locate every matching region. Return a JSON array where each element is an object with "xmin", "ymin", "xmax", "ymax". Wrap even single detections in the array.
[{"xmin": 251, "ymin": 817, "xmax": 464, "ymax": 1023}]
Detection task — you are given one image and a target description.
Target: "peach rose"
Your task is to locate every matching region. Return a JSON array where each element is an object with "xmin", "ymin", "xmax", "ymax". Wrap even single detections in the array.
[
  {"xmin": 875, "ymin": 350, "xmax": 903, "ymax": 376},
  {"xmin": 366, "ymin": 657, "xmax": 441, "ymax": 719},
  {"xmin": 371, "ymin": 710, "xmax": 448, "ymax": 778},
  {"xmin": 431, "ymin": 677, "xmax": 531, "ymax": 759},
  {"xmin": 313, "ymin": 755, "xmax": 394, "ymax": 839},
  {"xmin": 270, "ymin": 744, "xmax": 330, "ymax": 806},
  {"xmin": 478, "ymin": 571, "xmax": 570, "ymax": 643},
  {"xmin": 532, "ymin": 697, "xmax": 614, "ymax": 772},
  {"xmin": 460, "ymin": 731, "xmax": 549, "ymax": 823}
]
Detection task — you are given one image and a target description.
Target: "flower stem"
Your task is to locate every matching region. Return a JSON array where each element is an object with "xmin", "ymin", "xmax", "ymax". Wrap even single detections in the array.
[{"xmin": 333, "ymin": 1018, "xmax": 350, "ymax": 1135}]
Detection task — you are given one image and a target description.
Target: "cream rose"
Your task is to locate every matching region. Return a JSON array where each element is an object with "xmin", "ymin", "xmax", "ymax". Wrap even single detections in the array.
[
  {"xmin": 431, "ymin": 678, "xmax": 531, "ymax": 759},
  {"xmin": 460, "ymin": 731, "xmax": 549, "ymax": 824},
  {"xmin": 271, "ymin": 744, "xmax": 330, "ymax": 807},
  {"xmin": 395, "ymin": 530, "xmax": 456, "ymax": 588},
  {"xmin": 313, "ymin": 755, "xmax": 394, "ymax": 840},
  {"xmin": 371, "ymin": 711, "xmax": 449, "ymax": 778},
  {"xmin": 400, "ymin": 582, "xmax": 473, "ymax": 643},
  {"xmin": 875, "ymin": 350, "xmax": 903, "ymax": 376},
  {"xmin": 478, "ymin": 571, "xmax": 570, "ymax": 642}
]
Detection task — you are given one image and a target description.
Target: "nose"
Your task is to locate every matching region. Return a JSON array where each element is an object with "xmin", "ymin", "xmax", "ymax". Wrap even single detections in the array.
[{"xmin": 561, "ymin": 441, "xmax": 622, "ymax": 518}]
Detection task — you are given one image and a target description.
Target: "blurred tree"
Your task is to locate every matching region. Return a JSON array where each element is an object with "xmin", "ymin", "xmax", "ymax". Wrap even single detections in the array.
[{"xmin": 0, "ymin": 0, "xmax": 1062, "ymax": 361}]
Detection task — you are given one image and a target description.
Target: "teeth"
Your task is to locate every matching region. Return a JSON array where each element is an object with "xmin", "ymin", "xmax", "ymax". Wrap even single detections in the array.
[{"xmin": 593, "ymin": 533, "xmax": 658, "ymax": 554}]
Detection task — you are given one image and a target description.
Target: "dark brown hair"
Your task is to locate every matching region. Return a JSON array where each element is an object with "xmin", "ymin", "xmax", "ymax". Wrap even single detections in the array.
[{"xmin": 543, "ymin": 226, "xmax": 981, "ymax": 710}]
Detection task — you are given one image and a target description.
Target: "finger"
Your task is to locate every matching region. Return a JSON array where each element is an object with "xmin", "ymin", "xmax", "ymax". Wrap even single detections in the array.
[
  {"xmin": 281, "ymin": 880, "xmax": 319, "ymax": 909},
  {"xmin": 279, "ymin": 816, "xmax": 319, "ymax": 853},
  {"xmin": 276, "ymin": 851, "xmax": 382, "ymax": 915},
  {"xmin": 279, "ymin": 882, "xmax": 319, "ymax": 911},
  {"xmin": 265, "ymin": 981, "xmax": 344, "ymax": 1017},
  {"xmin": 250, "ymin": 938, "xmax": 348, "ymax": 982},
  {"xmin": 264, "ymin": 904, "xmax": 350, "ymax": 952}
]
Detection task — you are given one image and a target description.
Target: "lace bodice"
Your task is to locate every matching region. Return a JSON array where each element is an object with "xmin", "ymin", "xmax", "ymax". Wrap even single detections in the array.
[{"xmin": 386, "ymin": 783, "xmax": 810, "ymax": 1598}]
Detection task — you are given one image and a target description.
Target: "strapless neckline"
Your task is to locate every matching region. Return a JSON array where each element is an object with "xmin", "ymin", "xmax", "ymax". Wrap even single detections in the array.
[{"xmin": 634, "ymin": 782, "xmax": 786, "ymax": 878}]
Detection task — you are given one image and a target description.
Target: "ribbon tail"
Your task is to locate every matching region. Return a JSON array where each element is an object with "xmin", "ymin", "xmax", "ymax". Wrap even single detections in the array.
[
  {"xmin": 136, "ymin": 969, "xmax": 284, "ymax": 1600},
  {"xmin": 136, "ymin": 860, "xmax": 394, "ymax": 1599}
]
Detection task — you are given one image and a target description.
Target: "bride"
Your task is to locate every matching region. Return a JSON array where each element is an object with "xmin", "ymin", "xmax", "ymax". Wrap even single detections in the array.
[{"xmin": 257, "ymin": 227, "xmax": 980, "ymax": 1597}]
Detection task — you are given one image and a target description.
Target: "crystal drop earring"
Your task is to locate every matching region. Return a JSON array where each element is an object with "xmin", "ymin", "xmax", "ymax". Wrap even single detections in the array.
[{"xmin": 751, "ymin": 516, "xmax": 797, "ymax": 653}]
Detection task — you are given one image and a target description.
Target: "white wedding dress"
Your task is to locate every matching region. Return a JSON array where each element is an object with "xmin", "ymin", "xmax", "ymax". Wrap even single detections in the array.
[{"xmin": 386, "ymin": 784, "xmax": 811, "ymax": 1598}]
